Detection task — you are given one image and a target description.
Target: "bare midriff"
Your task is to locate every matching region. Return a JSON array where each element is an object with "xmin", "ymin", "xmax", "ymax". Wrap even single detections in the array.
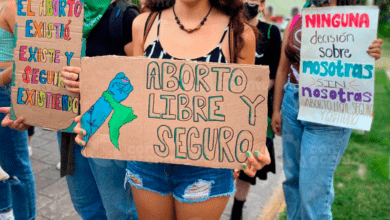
[{"xmin": 0, "ymin": 61, "xmax": 12, "ymax": 69}]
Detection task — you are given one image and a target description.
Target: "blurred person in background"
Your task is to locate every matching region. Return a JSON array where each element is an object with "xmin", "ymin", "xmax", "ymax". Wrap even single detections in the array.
[
  {"xmin": 73, "ymin": 0, "xmax": 272, "ymax": 219},
  {"xmin": 263, "ymin": 5, "xmax": 273, "ymax": 23},
  {"xmin": 271, "ymin": 0, "xmax": 383, "ymax": 219},
  {"xmin": 230, "ymin": 0, "xmax": 281, "ymax": 219}
]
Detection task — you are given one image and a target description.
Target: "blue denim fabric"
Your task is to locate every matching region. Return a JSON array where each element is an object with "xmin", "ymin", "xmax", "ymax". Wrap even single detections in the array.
[
  {"xmin": 281, "ymin": 82, "xmax": 352, "ymax": 220},
  {"xmin": 57, "ymin": 133, "xmax": 138, "ymax": 220},
  {"xmin": 126, "ymin": 161, "xmax": 235, "ymax": 203},
  {"xmin": 0, "ymin": 70, "xmax": 36, "ymax": 220}
]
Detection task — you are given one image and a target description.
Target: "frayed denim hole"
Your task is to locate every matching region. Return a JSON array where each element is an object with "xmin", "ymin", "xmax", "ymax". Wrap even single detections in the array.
[
  {"xmin": 125, "ymin": 170, "xmax": 143, "ymax": 189},
  {"xmin": 182, "ymin": 179, "xmax": 215, "ymax": 200}
]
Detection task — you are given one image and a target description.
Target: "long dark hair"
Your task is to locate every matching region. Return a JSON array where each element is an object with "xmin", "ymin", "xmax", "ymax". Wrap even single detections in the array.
[
  {"xmin": 337, "ymin": 0, "xmax": 356, "ymax": 5},
  {"xmin": 144, "ymin": 0, "xmax": 255, "ymax": 63}
]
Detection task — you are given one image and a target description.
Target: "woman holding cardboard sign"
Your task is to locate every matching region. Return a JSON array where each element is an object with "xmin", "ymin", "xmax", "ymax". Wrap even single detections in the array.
[
  {"xmin": 72, "ymin": 0, "xmax": 271, "ymax": 219},
  {"xmin": 0, "ymin": 0, "xmax": 37, "ymax": 219},
  {"xmin": 271, "ymin": 0, "xmax": 383, "ymax": 219}
]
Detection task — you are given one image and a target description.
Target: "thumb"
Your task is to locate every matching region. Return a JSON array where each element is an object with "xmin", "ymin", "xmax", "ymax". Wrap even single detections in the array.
[
  {"xmin": 0, "ymin": 107, "xmax": 11, "ymax": 114},
  {"xmin": 1, "ymin": 114, "xmax": 13, "ymax": 127}
]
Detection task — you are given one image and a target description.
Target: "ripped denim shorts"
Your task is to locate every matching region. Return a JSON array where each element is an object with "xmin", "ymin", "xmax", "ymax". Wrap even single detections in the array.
[{"xmin": 126, "ymin": 161, "xmax": 235, "ymax": 203}]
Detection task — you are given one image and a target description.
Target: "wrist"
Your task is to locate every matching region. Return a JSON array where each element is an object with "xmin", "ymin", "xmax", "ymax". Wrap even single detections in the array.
[{"xmin": 273, "ymin": 108, "xmax": 281, "ymax": 114}]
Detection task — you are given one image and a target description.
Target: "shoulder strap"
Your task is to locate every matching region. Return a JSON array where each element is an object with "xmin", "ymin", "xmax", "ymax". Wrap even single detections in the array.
[
  {"xmin": 143, "ymin": 11, "xmax": 159, "ymax": 46},
  {"xmin": 267, "ymin": 24, "xmax": 272, "ymax": 40},
  {"xmin": 229, "ymin": 20, "xmax": 235, "ymax": 63},
  {"xmin": 0, "ymin": 0, "xmax": 8, "ymax": 12},
  {"xmin": 109, "ymin": 0, "xmax": 139, "ymax": 42}
]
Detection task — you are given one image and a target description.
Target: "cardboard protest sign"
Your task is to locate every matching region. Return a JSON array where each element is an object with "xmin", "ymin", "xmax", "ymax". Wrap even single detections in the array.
[
  {"xmin": 298, "ymin": 6, "xmax": 379, "ymax": 131},
  {"xmin": 11, "ymin": 0, "xmax": 84, "ymax": 131},
  {"xmin": 80, "ymin": 56, "xmax": 269, "ymax": 169}
]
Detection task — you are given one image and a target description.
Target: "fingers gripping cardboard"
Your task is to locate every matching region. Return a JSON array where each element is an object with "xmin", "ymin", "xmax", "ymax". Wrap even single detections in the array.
[{"xmin": 80, "ymin": 56, "xmax": 269, "ymax": 169}]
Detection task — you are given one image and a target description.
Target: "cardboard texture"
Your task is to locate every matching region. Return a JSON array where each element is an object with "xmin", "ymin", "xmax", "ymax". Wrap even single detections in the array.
[
  {"xmin": 12, "ymin": 0, "xmax": 84, "ymax": 131},
  {"xmin": 80, "ymin": 56, "xmax": 269, "ymax": 169},
  {"xmin": 298, "ymin": 6, "xmax": 379, "ymax": 131}
]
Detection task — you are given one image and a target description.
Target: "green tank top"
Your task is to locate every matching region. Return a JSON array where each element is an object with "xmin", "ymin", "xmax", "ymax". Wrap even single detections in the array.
[{"xmin": 0, "ymin": 0, "xmax": 14, "ymax": 62}]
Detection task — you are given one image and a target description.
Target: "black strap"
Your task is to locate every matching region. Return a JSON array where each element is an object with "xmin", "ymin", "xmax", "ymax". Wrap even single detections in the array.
[
  {"xmin": 156, "ymin": 11, "xmax": 162, "ymax": 37},
  {"xmin": 218, "ymin": 26, "xmax": 229, "ymax": 45},
  {"xmin": 143, "ymin": 12, "xmax": 159, "ymax": 47},
  {"xmin": 229, "ymin": 20, "xmax": 235, "ymax": 63},
  {"xmin": 60, "ymin": 132, "xmax": 76, "ymax": 177},
  {"xmin": 143, "ymin": 12, "xmax": 155, "ymax": 38}
]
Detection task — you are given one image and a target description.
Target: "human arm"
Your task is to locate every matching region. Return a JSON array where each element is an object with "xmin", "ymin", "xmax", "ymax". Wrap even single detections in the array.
[
  {"xmin": 271, "ymin": 20, "xmax": 292, "ymax": 136},
  {"xmin": 131, "ymin": 12, "xmax": 150, "ymax": 57},
  {"xmin": 124, "ymin": 42, "xmax": 134, "ymax": 56},
  {"xmin": 0, "ymin": 66, "xmax": 13, "ymax": 86},
  {"xmin": 368, "ymin": 39, "xmax": 383, "ymax": 60},
  {"xmin": 74, "ymin": 13, "xmax": 151, "ymax": 145},
  {"xmin": 4, "ymin": 0, "xmax": 16, "ymax": 34},
  {"xmin": 236, "ymin": 24, "xmax": 256, "ymax": 65},
  {"xmin": 0, "ymin": 2, "xmax": 31, "ymax": 130},
  {"xmin": 124, "ymin": 42, "xmax": 133, "ymax": 57},
  {"xmin": 0, "ymin": 1, "xmax": 16, "ymax": 86},
  {"xmin": 268, "ymin": 80, "xmax": 275, "ymax": 91},
  {"xmin": 237, "ymin": 24, "xmax": 271, "ymax": 177}
]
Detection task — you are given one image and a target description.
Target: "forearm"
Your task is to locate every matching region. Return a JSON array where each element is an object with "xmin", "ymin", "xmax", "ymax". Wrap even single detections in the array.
[
  {"xmin": 273, "ymin": 69, "xmax": 288, "ymax": 113},
  {"xmin": 124, "ymin": 42, "xmax": 134, "ymax": 56},
  {"xmin": 268, "ymin": 79, "xmax": 275, "ymax": 91},
  {"xmin": 0, "ymin": 66, "xmax": 13, "ymax": 87}
]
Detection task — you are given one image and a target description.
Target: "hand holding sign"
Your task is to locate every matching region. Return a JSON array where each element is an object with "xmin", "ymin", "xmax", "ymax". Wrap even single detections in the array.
[
  {"xmin": 80, "ymin": 73, "xmax": 136, "ymax": 150},
  {"xmin": 243, "ymin": 150, "xmax": 271, "ymax": 177},
  {"xmin": 74, "ymin": 116, "xmax": 85, "ymax": 146},
  {"xmin": 0, "ymin": 107, "xmax": 30, "ymax": 131},
  {"xmin": 61, "ymin": 66, "xmax": 81, "ymax": 94},
  {"xmin": 367, "ymin": 39, "xmax": 383, "ymax": 60}
]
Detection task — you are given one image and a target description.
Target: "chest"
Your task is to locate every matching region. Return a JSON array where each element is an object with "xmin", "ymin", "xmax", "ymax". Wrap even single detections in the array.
[{"xmin": 145, "ymin": 13, "xmax": 230, "ymax": 61}]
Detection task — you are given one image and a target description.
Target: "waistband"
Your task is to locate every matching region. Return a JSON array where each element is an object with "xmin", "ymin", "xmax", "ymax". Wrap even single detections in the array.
[
  {"xmin": 285, "ymin": 81, "xmax": 298, "ymax": 89},
  {"xmin": 284, "ymin": 81, "xmax": 299, "ymax": 96}
]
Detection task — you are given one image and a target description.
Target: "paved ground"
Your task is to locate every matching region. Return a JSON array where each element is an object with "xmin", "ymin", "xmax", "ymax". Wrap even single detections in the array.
[
  {"xmin": 221, "ymin": 137, "xmax": 284, "ymax": 220},
  {"xmin": 29, "ymin": 127, "xmax": 81, "ymax": 220},
  {"xmin": 30, "ymin": 127, "xmax": 284, "ymax": 220}
]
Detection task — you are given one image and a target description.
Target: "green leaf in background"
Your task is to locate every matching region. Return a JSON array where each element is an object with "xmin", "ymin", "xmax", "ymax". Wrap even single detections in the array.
[{"xmin": 131, "ymin": 0, "xmax": 141, "ymax": 7}]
